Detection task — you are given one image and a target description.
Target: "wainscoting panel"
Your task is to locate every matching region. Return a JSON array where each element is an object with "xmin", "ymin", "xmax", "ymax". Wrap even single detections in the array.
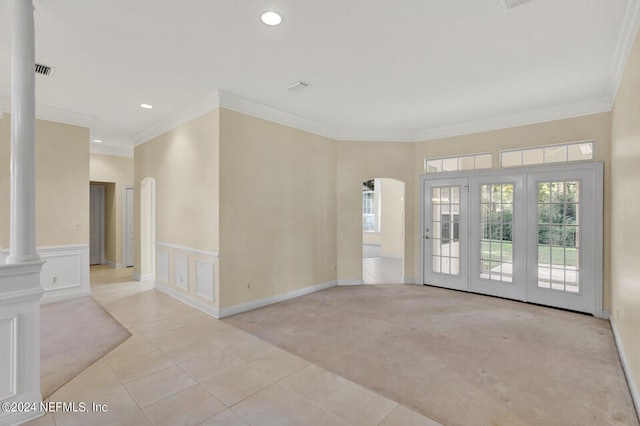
[
  {"xmin": 0, "ymin": 245, "xmax": 90, "ymax": 303},
  {"xmin": 0, "ymin": 315, "xmax": 16, "ymax": 401},
  {"xmin": 195, "ymin": 260, "xmax": 215, "ymax": 302},
  {"xmin": 156, "ymin": 249, "xmax": 169, "ymax": 283},
  {"xmin": 174, "ymin": 255, "xmax": 189, "ymax": 291}
]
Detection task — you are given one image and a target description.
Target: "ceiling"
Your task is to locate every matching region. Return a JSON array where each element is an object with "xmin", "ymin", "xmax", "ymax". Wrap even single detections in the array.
[{"xmin": 0, "ymin": 0, "xmax": 638, "ymax": 155}]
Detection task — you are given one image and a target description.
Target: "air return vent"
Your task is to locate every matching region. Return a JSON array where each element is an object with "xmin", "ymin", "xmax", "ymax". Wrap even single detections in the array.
[
  {"xmin": 500, "ymin": 0, "xmax": 531, "ymax": 9},
  {"xmin": 285, "ymin": 80, "xmax": 311, "ymax": 91},
  {"xmin": 35, "ymin": 63, "xmax": 55, "ymax": 77}
]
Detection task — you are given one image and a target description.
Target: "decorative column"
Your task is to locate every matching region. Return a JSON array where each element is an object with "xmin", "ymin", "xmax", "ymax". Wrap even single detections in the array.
[
  {"xmin": 0, "ymin": 1, "xmax": 44, "ymax": 425},
  {"xmin": 6, "ymin": 0, "xmax": 39, "ymax": 265}
]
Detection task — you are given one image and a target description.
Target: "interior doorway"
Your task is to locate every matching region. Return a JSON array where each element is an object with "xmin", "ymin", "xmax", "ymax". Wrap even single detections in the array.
[
  {"xmin": 362, "ymin": 178, "xmax": 405, "ymax": 284},
  {"xmin": 89, "ymin": 184, "xmax": 105, "ymax": 265}
]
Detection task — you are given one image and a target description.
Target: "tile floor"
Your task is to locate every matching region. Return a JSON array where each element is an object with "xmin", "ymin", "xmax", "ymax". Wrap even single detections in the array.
[
  {"xmin": 28, "ymin": 266, "xmax": 440, "ymax": 426},
  {"xmin": 362, "ymin": 245, "xmax": 403, "ymax": 284}
]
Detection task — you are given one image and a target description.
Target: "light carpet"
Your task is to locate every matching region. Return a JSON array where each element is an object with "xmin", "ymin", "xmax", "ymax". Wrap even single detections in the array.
[
  {"xmin": 40, "ymin": 296, "xmax": 130, "ymax": 399},
  {"xmin": 224, "ymin": 285, "xmax": 639, "ymax": 426}
]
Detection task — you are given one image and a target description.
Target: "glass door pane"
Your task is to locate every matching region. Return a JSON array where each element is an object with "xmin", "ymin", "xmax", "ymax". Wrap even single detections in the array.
[
  {"xmin": 536, "ymin": 181, "xmax": 580, "ymax": 293},
  {"xmin": 423, "ymin": 178, "xmax": 468, "ymax": 291}
]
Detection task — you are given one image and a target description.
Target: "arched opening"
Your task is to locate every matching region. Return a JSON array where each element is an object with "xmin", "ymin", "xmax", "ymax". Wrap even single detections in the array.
[
  {"xmin": 362, "ymin": 178, "xmax": 405, "ymax": 284},
  {"xmin": 140, "ymin": 177, "xmax": 156, "ymax": 280}
]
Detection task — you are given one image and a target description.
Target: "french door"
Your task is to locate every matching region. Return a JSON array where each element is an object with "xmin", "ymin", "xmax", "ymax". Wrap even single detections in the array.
[{"xmin": 421, "ymin": 163, "xmax": 603, "ymax": 316}]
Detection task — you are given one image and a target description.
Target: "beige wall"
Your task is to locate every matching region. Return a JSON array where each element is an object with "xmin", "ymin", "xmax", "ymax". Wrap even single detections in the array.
[
  {"xmin": 134, "ymin": 109, "xmax": 220, "ymax": 272},
  {"xmin": 414, "ymin": 112, "xmax": 613, "ymax": 307},
  {"xmin": 90, "ymin": 154, "xmax": 134, "ymax": 265},
  {"xmin": 219, "ymin": 108, "xmax": 337, "ymax": 308},
  {"xmin": 0, "ymin": 115, "xmax": 89, "ymax": 249},
  {"xmin": 337, "ymin": 141, "xmax": 416, "ymax": 283},
  {"xmin": 380, "ymin": 178, "xmax": 405, "ymax": 259},
  {"xmin": 611, "ymin": 28, "xmax": 640, "ymax": 401}
]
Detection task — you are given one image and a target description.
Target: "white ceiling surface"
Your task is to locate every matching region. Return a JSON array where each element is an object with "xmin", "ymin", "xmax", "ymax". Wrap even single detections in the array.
[{"xmin": 0, "ymin": 0, "xmax": 638, "ymax": 153}]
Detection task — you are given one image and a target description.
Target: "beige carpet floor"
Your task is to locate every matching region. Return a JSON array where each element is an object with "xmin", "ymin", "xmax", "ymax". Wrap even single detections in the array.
[
  {"xmin": 224, "ymin": 285, "xmax": 639, "ymax": 426},
  {"xmin": 40, "ymin": 296, "xmax": 131, "ymax": 399}
]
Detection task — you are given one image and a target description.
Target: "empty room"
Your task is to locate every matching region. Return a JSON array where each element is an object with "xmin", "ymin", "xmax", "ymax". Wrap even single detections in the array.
[{"xmin": 1, "ymin": 0, "xmax": 639, "ymax": 425}]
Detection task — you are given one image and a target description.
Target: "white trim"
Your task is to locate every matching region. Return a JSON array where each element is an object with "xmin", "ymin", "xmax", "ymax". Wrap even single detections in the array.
[
  {"xmin": 218, "ymin": 280, "xmax": 338, "ymax": 318},
  {"xmin": 133, "ymin": 273, "xmax": 154, "ymax": 281},
  {"xmin": 90, "ymin": 144, "xmax": 133, "ymax": 158},
  {"xmin": 105, "ymin": 260, "xmax": 123, "ymax": 269},
  {"xmin": 610, "ymin": 319, "xmax": 640, "ymax": 420},
  {"xmin": 154, "ymin": 282, "xmax": 219, "ymax": 318},
  {"xmin": 218, "ymin": 91, "xmax": 336, "ymax": 140},
  {"xmin": 415, "ymin": 97, "xmax": 612, "ymax": 142},
  {"xmin": 602, "ymin": 309, "xmax": 611, "ymax": 320},
  {"xmin": 154, "ymin": 241, "xmax": 219, "ymax": 258},
  {"xmin": 608, "ymin": 0, "xmax": 640, "ymax": 103},
  {"xmin": 0, "ymin": 95, "xmax": 95, "ymax": 128},
  {"xmin": 128, "ymin": 90, "xmax": 616, "ymax": 148},
  {"xmin": 40, "ymin": 289, "xmax": 92, "ymax": 304},
  {"xmin": 122, "ymin": 185, "xmax": 134, "ymax": 268},
  {"xmin": 337, "ymin": 279, "xmax": 364, "ymax": 286},
  {"xmin": 379, "ymin": 253, "xmax": 403, "ymax": 260},
  {"xmin": 133, "ymin": 91, "xmax": 220, "ymax": 146}
]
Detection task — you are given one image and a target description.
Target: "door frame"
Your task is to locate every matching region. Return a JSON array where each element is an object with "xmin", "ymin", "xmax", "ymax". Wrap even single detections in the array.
[
  {"xmin": 419, "ymin": 162, "xmax": 603, "ymax": 317},
  {"xmin": 90, "ymin": 184, "xmax": 106, "ymax": 265},
  {"xmin": 122, "ymin": 185, "xmax": 134, "ymax": 268}
]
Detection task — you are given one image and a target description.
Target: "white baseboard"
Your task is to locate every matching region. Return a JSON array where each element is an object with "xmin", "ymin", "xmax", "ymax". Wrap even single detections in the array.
[
  {"xmin": 133, "ymin": 272, "xmax": 154, "ymax": 281},
  {"xmin": 380, "ymin": 253, "xmax": 403, "ymax": 259},
  {"xmin": 106, "ymin": 260, "xmax": 124, "ymax": 269},
  {"xmin": 41, "ymin": 289, "xmax": 92, "ymax": 304},
  {"xmin": 403, "ymin": 277, "xmax": 419, "ymax": 284},
  {"xmin": 218, "ymin": 280, "xmax": 338, "ymax": 318},
  {"xmin": 154, "ymin": 282, "xmax": 219, "ymax": 318},
  {"xmin": 337, "ymin": 279, "xmax": 364, "ymax": 286},
  {"xmin": 602, "ymin": 309, "xmax": 611, "ymax": 320},
  {"xmin": 610, "ymin": 319, "xmax": 640, "ymax": 419}
]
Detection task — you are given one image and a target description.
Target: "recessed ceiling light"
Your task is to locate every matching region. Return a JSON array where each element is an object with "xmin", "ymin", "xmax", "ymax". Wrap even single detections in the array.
[
  {"xmin": 92, "ymin": 139, "xmax": 103, "ymax": 143},
  {"xmin": 261, "ymin": 11, "xmax": 282, "ymax": 26},
  {"xmin": 140, "ymin": 103, "xmax": 153, "ymax": 109}
]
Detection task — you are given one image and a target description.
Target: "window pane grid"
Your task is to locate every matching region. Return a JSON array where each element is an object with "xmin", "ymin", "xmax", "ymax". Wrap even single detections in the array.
[
  {"xmin": 537, "ymin": 181, "xmax": 580, "ymax": 292},
  {"xmin": 479, "ymin": 183, "xmax": 513, "ymax": 283},
  {"xmin": 501, "ymin": 142, "xmax": 593, "ymax": 168},
  {"xmin": 431, "ymin": 185, "xmax": 461, "ymax": 276}
]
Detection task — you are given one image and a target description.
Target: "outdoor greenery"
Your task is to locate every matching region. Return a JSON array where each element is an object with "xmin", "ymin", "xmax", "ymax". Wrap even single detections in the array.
[{"xmin": 480, "ymin": 241, "xmax": 577, "ymax": 267}]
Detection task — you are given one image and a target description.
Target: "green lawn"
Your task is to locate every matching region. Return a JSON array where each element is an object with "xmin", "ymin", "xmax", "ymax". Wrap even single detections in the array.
[{"xmin": 480, "ymin": 241, "xmax": 577, "ymax": 267}]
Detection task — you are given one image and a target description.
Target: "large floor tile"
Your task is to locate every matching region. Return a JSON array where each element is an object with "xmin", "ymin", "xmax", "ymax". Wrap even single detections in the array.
[
  {"xmin": 160, "ymin": 338, "xmax": 218, "ymax": 364},
  {"xmin": 198, "ymin": 409, "xmax": 249, "ymax": 425},
  {"xmin": 104, "ymin": 335, "xmax": 158, "ymax": 363},
  {"xmin": 49, "ymin": 364, "xmax": 122, "ymax": 402},
  {"xmin": 107, "ymin": 349, "xmax": 175, "ymax": 383},
  {"xmin": 125, "ymin": 365, "xmax": 197, "ymax": 407},
  {"xmin": 179, "ymin": 349, "xmax": 246, "ymax": 382},
  {"xmin": 232, "ymin": 383, "xmax": 348, "ymax": 426},
  {"xmin": 200, "ymin": 365, "xmax": 272, "ymax": 406},
  {"xmin": 380, "ymin": 405, "xmax": 444, "ymax": 426},
  {"xmin": 143, "ymin": 384, "xmax": 226, "ymax": 426},
  {"xmin": 246, "ymin": 346, "xmax": 309, "ymax": 381},
  {"xmin": 53, "ymin": 385, "xmax": 140, "ymax": 426},
  {"xmin": 281, "ymin": 364, "xmax": 397, "ymax": 426}
]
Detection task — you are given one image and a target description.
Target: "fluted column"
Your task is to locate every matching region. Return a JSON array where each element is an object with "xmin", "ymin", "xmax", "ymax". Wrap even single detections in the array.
[{"xmin": 6, "ymin": 0, "xmax": 39, "ymax": 264}]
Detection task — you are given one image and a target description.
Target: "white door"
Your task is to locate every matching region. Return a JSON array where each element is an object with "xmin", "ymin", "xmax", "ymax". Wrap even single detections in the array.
[
  {"xmin": 423, "ymin": 178, "xmax": 469, "ymax": 291},
  {"xmin": 124, "ymin": 186, "xmax": 134, "ymax": 267},
  {"xmin": 525, "ymin": 166, "xmax": 603, "ymax": 315},
  {"xmin": 89, "ymin": 185, "xmax": 105, "ymax": 265},
  {"xmin": 469, "ymin": 174, "xmax": 526, "ymax": 301}
]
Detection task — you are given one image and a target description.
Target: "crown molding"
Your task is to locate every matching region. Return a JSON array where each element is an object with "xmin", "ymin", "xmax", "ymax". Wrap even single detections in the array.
[
  {"xmin": 217, "ymin": 90, "xmax": 336, "ymax": 140},
  {"xmin": 132, "ymin": 91, "xmax": 221, "ymax": 146},
  {"xmin": 0, "ymin": 96, "xmax": 95, "ymax": 128},
  {"xmin": 415, "ymin": 96, "xmax": 614, "ymax": 142},
  {"xmin": 90, "ymin": 143, "xmax": 134, "ymax": 158},
  {"xmin": 608, "ymin": 0, "xmax": 640, "ymax": 102}
]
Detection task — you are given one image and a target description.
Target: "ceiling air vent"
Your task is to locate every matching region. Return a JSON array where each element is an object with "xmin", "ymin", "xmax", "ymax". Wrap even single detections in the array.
[
  {"xmin": 285, "ymin": 80, "xmax": 311, "ymax": 92},
  {"xmin": 35, "ymin": 63, "xmax": 55, "ymax": 77},
  {"xmin": 500, "ymin": 0, "xmax": 531, "ymax": 10}
]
